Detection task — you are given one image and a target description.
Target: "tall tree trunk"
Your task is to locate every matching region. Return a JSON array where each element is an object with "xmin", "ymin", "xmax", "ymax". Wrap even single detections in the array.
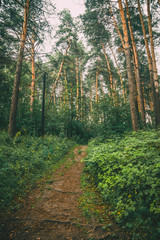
[
  {"xmin": 147, "ymin": 0, "xmax": 159, "ymax": 93},
  {"xmin": 64, "ymin": 70, "xmax": 69, "ymax": 109},
  {"xmin": 60, "ymin": 94, "xmax": 62, "ymax": 110},
  {"xmin": 48, "ymin": 39, "xmax": 71, "ymax": 107},
  {"xmin": 125, "ymin": 0, "xmax": 146, "ymax": 126},
  {"xmin": 137, "ymin": 0, "xmax": 160, "ymax": 126},
  {"xmin": 8, "ymin": 0, "xmax": 30, "ymax": 136},
  {"xmin": 101, "ymin": 42, "xmax": 114, "ymax": 96},
  {"xmin": 109, "ymin": 3, "xmax": 125, "ymax": 47},
  {"xmin": 76, "ymin": 56, "xmax": 79, "ymax": 117},
  {"xmin": 132, "ymin": 53, "xmax": 140, "ymax": 111},
  {"xmin": 80, "ymin": 70, "xmax": 83, "ymax": 120},
  {"xmin": 108, "ymin": 41, "xmax": 126, "ymax": 101},
  {"xmin": 41, "ymin": 73, "xmax": 46, "ymax": 138},
  {"xmin": 118, "ymin": 0, "xmax": 139, "ymax": 131},
  {"xmin": 110, "ymin": 2, "xmax": 139, "ymax": 130},
  {"xmin": 147, "ymin": 0, "xmax": 160, "ymax": 126},
  {"xmin": 30, "ymin": 32, "xmax": 35, "ymax": 112},
  {"xmin": 90, "ymin": 86, "xmax": 93, "ymax": 112},
  {"xmin": 95, "ymin": 57, "xmax": 99, "ymax": 103}
]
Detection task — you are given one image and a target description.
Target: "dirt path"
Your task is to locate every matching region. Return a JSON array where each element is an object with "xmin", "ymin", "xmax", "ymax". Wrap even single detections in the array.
[{"xmin": 0, "ymin": 146, "xmax": 126, "ymax": 240}]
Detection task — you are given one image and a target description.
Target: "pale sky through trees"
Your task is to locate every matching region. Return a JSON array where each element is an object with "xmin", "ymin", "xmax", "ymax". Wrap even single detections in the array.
[
  {"xmin": 53, "ymin": 0, "xmax": 85, "ymax": 17},
  {"xmin": 41, "ymin": 0, "xmax": 85, "ymax": 55},
  {"xmin": 42, "ymin": 0, "xmax": 160, "ymax": 73}
]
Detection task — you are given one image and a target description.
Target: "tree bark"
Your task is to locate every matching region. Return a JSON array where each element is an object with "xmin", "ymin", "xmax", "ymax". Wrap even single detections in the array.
[
  {"xmin": 80, "ymin": 70, "xmax": 83, "ymax": 120},
  {"xmin": 147, "ymin": 0, "xmax": 160, "ymax": 126},
  {"xmin": 48, "ymin": 39, "xmax": 71, "ymax": 107},
  {"xmin": 41, "ymin": 73, "xmax": 46, "ymax": 138},
  {"xmin": 95, "ymin": 57, "xmax": 99, "ymax": 103},
  {"xmin": 125, "ymin": 0, "xmax": 146, "ymax": 126},
  {"xmin": 109, "ymin": 3, "xmax": 125, "ymax": 47},
  {"xmin": 101, "ymin": 42, "xmax": 114, "ymax": 96},
  {"xmin": 90, "ymin": 86, "xmax": 93, "ymax": 112},
  {"xmin": 118, "ymin": 0, "xmax": 139, "ymax": 131},
  {"xmin": 8, "ymin": 0, "xmax": 30, "ymax": 136},
  {"xmin": 147, "ymin": 0, "xmax": 159, "ymax": 92},
  {"xmin": 76, "ymin": 56, "xmax": 79, "ymax": 116},
  {"xmin": 137, "ymin": 0, "xmax": 160, "ymax": 126},
  {"xmin": 64, "ymin": 70, "xmax": 69, "ymax": 109},
  {"xmin": 30, "ymin": 32, "xmax": 35, "ymax": 112},
  {"xmin": 108, "ymin": 41, "xmax": 126, "ymax": 101}
]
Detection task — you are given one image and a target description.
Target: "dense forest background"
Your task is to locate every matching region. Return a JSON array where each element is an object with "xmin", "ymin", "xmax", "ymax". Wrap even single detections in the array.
[
  {"xmin": 1, "ymin": 0, "xmax": 160, "ymax": 142},
  {"xmin": 1, "ymin": 1, "xmax": 160, "ymax": 239}
]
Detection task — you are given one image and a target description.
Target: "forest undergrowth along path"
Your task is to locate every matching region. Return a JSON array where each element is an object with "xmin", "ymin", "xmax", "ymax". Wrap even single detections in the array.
[{"xmin": 0, "ymin": 145, "xmax": 127, "ymax": 240}]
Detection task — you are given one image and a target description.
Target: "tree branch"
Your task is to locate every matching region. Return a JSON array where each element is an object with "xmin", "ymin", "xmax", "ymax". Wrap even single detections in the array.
[{"xmin": 14, "ymin": 0, "xmax": 25, "ymax": 9}]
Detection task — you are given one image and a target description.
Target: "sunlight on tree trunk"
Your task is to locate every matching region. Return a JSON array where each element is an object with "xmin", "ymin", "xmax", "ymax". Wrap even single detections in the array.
[
  {"xmin": 147, "ymin": 0, "xmax": 159, "ymax": 93},
  {"xmin": 48, "ymin": 38, "xmax": 71, "ymax": 107},
  {"xmin": 76, "ymin": 56, "xmax": 79, "ymax": 117},
  {"xmin": 137, "ymin": 0, "xmax": 160, "ymax": 126},
  {"xmin": 30, "ymin": 31, "xmax": 35, "ymax": 112},
  {"xmin": 101, "ymin": 42, "xmax": 114, "ymax": 97},
  {"xmin": 95, "ymin": 57, "xmax": 99, "ymax": 103},
  {"xmin": 80, "ymin": 70, "xmax": 83, "ymax": 120},
  {"xmin": 118, "ymin": 0, "xmax": 139, "ymax": 131},
  {"xmin": 108, "ymin": 42, "xmax": 126, "ymax": 102},
  {"xmin": 8, "ymin": 0, "xmax": 30, "ymax": 136},
  {"xmin": 125, "ymin": 0, "xmax": 146, "ymax": 126}
]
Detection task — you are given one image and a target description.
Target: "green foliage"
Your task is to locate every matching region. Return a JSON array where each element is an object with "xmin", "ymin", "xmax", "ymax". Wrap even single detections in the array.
[
  {"xmin": 0, "ymin": 132, "xmax": 75, "ymax": 210},
  {"xmin": 84, "ymin": 130, "xmax": 160, "ymax": 239}
]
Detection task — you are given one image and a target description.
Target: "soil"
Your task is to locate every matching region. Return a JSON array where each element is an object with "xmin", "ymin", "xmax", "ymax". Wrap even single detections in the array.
[{"xmin": 0, "ymin": 145, "xmax": 127, "ymax": 240}]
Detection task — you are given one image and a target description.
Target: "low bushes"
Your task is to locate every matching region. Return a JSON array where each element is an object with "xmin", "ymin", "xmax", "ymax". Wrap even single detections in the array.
[
  {"xmin": 0, "ymin": 132, "xmax": 75, "ymax": 209},
  {"xmin": 84, "ymin": 130, "xmax": 160, "ymax": 239}
]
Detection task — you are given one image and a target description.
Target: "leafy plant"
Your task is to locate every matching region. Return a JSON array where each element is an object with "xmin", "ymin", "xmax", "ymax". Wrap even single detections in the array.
[{"xmin": 84, "ymin": 130, "xmax": 160, "ymax": 239}]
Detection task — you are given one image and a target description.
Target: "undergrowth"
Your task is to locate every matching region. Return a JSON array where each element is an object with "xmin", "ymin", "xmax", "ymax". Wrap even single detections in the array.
[
  {"xmin": 84, "ymin": 130, "xmax": 160, "ymax": 239},
  {"xmin": 0, "ymin": 132, "xmax": 75, "ymax": 210},
  {"xmin": 79, "ymin": 172, "xmax": 128, "ymax": 239}
]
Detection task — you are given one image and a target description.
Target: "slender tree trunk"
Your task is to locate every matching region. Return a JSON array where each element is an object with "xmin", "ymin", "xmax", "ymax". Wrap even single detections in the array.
[
  {"xmin": 48, "ymin": 39, "xmax": 71, "ymax": 107},
  {"xmin": 137, "ymin": 0, "xmax": 160, "ymax": 126},
  {"xmin": 125, "ymin": 0, "xmax": 146, "ymax": 126},
  {"xmin": 101, "ymin": 42, "xmax": 114, "ymax": 96},
  {"xmin": 147, "ymin": 0, "xmax": 159, "ymax": 94},
  {"xmin": 100, "ymin": 76, "xmax": 105, "ymax": 97},
  {"xmin": 53, "ymin": 82, "xmax": 56, "ymax": 105},
  {"xmin": 132, "ymin": 54, "xmax": 140, "ymax": 110},
  {"xmin": 76, "ymin": 56, "xmax": 79, "ymax": 117},
  {"xmin": 147, "ymin": 0, "xmax": 160, "ymax": 126},
  {"xmin": 110, "ymin": 2, "xmax": 139, "ymax": 130},
  {"xmin": 64, "ymin": 70, "xmax": 69, "ymax": 109},
  {"xmin": 118, "ymin": 0, "xmax": 139, "ymax": 131},
  {"xmin": 109, "ymin": 3, "xmax": 125, "ymax": 47},
  {"xmin": 80, "ymin": 70, "xmax": 83, "ymax": 120},
  {"xmin": 90, "ymin": 86, "xmax": 93, "ymax": 112},
  {"xmin": 95, "ymin": 57, "xmax": 99, "ymax": 103},
  {"xmin": 108, "ymin": 42, "xmax": 126, "ymax": 101},
  {"xmin": 30, "ymin": 32, "xmax": 35, "ymax": 112},
  {"xmin": 60, "ymin": 94, "xmax": 62, "ymax": 110},
  {"xmin": 8, "ymin": 0, "xmax": 30, "ymax": 136},
  {"xmin": 41, "ymin": 73, "xmax": 46, "ymax": 138}
]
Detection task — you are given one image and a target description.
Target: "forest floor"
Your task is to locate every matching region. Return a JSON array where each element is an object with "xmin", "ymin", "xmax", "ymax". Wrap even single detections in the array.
[{"xmin": 0, "ymin": 145, "xmax": 128, "ymax": 240}]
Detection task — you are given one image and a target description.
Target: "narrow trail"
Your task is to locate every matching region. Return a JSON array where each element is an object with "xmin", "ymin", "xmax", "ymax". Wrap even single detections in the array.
[{"xmin": 0, "ymin": 146, "xmax": 126, "ymax": 240}]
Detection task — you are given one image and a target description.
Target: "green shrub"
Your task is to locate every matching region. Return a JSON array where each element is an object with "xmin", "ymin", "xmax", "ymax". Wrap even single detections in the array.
[
  {"xmin": 0, "ymin": 132, "xmax": 75, "ymax": 209},
  {"xmin": 84, "ymin": 130, "xmax": 160, "ymax": 239}
]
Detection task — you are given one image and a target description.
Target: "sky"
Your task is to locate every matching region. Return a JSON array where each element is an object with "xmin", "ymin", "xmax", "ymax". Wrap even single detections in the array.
[
  {"xmin": 41, "ymin": 0, "xmax": 85, "ymax": 54},
  {"xmin": 42, "ymin": 0, "xmax": 160, "ymax": 74},
  {"xmin": 53, "ymin": 0, "xmax": 85, "ymax": 17}
]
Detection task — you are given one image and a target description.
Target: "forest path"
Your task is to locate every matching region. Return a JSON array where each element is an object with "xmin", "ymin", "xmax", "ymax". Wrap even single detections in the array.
[{"xmin": 1, "ymin": 145, "xmax": 126, "ymax": 240}]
